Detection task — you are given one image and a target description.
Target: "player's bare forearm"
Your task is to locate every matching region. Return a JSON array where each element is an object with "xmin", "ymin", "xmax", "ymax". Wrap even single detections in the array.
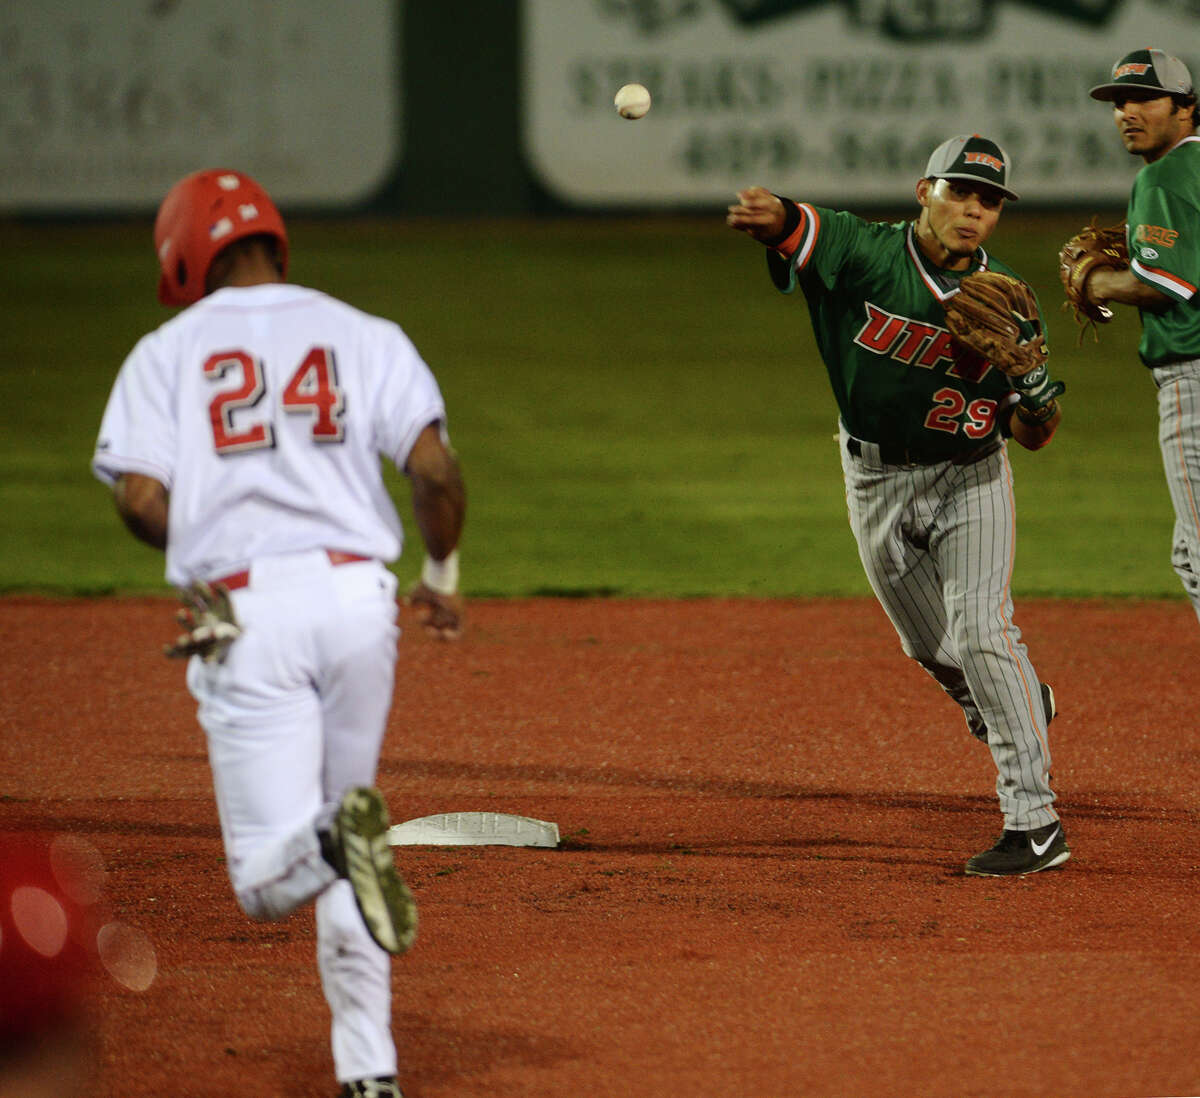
[
  {"xmin": 406, "ymin": 422, "xmax": 465, "ymax": 561},
  {"xmin": 1087, "ymin": 267, "xmax": 1173, "ymax": 313},
  {"xmin": 412, "ymin": 475, "xmax": 465, "ymax": 560},
  {"xmin": 113, "ymin": 473, "xmax": 169, "ymax": 550},
  {"xmin": 404, "ymin": 422, "xmax": 466, "ymax": 639},
  {"xmin": 726, "ymin": 187, "xmax": 787, "ymax": 243},
  {"xmin": 1011, "ymin": 400, "xmax": 1062, "ymax": 451}
]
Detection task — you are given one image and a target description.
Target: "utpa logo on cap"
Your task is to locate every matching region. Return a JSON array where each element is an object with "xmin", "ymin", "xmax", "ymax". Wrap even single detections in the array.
[
  {"xmin": 924, "ymin": 134, "xmax": 1018, "ymax": 201},
  {"xmin": 1090, "ymin": 48, "xmax": 1194, "ymax": 101}
]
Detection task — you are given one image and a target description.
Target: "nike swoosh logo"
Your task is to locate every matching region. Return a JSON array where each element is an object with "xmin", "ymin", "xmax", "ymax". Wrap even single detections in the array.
[{"xmin": 1030, "ymin": 827, "xmax": 1060, "ymax": 856}]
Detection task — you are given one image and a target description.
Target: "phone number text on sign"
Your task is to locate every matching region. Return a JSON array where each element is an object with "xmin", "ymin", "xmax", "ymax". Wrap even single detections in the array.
[
  {"xmin": 543, "ymin": 49, "xmax": 1137, "ymax": 205},
  {"xmin": 676, "ymin": 125, "xmax": 1122, "ymax": 194}
]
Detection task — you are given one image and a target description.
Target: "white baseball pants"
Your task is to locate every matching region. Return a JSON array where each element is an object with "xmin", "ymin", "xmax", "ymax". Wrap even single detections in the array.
[{"xmin": 186, "ymin": 549, "xmax": 401, "ymax": 1082}]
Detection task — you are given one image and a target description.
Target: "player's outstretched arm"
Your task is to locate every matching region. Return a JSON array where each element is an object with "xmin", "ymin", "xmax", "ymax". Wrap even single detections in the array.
[
  {"xmin": 405, "ymin": 421, "xmax": 466, "ymax": 640},
  {"xmin": 113, "ymin": 473, "xmax": 169, "ymax": 550}
]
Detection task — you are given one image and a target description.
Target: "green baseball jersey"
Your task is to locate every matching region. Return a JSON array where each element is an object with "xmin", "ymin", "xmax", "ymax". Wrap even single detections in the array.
[
  {"xmin": 1127, "ymin": 135, "xmax": 1200, "ymax": 367},
  {"xmin": 767, "ymin": 203, "xmax": 1037, "ymax": 462}
]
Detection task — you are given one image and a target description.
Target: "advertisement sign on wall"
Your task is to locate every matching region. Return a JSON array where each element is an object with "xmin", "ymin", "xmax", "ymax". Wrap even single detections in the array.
[
  {"xmin": 0, "ymin": 1, "xmax": 400, "ymax": 211},
  {"xmin": 522, "ymin": 0, "xmax": 1199, "ymax": 207}
]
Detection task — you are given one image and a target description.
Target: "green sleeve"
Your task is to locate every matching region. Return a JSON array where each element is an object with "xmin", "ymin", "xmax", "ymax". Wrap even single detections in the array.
[
  {"xmin": 764, "ymin": 205, "xmax": 871, "ymax": 294},
  {"xmin": 1129, "ymin": 185, "xmax": 1200, "ymax": 303}
]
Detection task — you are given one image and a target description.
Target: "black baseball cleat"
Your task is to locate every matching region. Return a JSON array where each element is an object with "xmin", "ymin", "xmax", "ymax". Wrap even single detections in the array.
[
  {"xmin": 965, "ymin": 820, "xmax": 1070, "ymax": 876},
  {"xmin": 1041, "ymin": 682, "xmax": 1057, "ymax": 725},
  {"xmin": 1040, "ymin": 682, "xmax": 1058, "ymax": 783},
  {"xmin": 340, "ymin": 1077, "xmax": 404, "ymax": 1097},
  {"xmin": 326, "ymin": 787, "xmax": 418, "ymax": 955}
]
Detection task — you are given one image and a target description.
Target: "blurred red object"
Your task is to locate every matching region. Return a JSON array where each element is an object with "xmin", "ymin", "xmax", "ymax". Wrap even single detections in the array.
[{"xmin": 0, "ymin": 834, "xmax": 104, "ymax": 1048}]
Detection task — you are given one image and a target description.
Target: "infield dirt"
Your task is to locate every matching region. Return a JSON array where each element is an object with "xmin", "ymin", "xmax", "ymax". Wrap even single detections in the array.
[{"xmin": 2, "ymin": 596, "xmax": 1197, "ymax": 1098}]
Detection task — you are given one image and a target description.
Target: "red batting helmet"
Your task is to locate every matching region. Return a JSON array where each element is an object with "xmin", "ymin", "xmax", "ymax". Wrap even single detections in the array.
[{"xmin": 153, "ymin": 169, "xmax": 289, "ymax": 306}]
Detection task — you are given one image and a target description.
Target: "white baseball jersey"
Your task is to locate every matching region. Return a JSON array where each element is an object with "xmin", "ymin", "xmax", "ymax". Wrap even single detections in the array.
[{"xmin": 92, "ymin": 283, "xmax": 446, "ymax": 586}]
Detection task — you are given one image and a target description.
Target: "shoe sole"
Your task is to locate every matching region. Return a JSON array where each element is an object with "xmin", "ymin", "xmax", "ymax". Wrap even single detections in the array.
[
  {"xmin": 964, "ymin": 848, "xmax": 1071, "ymax": 877},
  {"xmin": 336, "ymin": 787, "xmax": 418, "ymax": 955}
]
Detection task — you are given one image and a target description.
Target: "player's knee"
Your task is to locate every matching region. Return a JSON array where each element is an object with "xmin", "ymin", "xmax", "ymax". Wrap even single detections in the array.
[
  {"xmin": 233, "ymin": 885, "xmax": 286, "ymax": 922},
  {"xmin": 944, "ymin": 603, "xmax": 994, "ymax": 655},
  {"xmin": 229, "ymin": 865, "xmax": 301, "ymax": 922},
  {"xmin": 906, "ymin": 645, "xmax": 952, "ymax": 674}
]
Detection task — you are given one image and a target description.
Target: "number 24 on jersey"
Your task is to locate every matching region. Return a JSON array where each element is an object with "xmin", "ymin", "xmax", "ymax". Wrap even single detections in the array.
[{"xmin": 204, "ymin": 346, "xmax": 345, "ymax": 454}]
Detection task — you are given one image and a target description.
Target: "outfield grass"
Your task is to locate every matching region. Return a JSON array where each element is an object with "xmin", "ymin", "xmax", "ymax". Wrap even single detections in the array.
[{"xmin": 0, "ymin": 211, "xmax": 1180, "ymax": 599}]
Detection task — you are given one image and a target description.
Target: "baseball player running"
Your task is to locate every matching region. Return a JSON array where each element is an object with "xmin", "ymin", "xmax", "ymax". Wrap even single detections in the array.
[
  {"xmin": 92, "ymin": 169, "xmax": 466, "ymax": 1098},
  {"xmin": 1060, "ymin": 49, "xmax": 1200, "ymax": 624},
  {"xmin": 727, "ymin": 135, "xmax": 1069, "ymax": 876}
]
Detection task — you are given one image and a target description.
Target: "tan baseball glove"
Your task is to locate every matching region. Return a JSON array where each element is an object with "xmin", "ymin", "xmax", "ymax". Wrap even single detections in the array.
[
  {"xmin": 944, "ymin": 271, "xmax": 1048, "ymax": 377},
  {"xmin": 1058, "ymin": 219, "xmax": 1128, "ymax": 327}
]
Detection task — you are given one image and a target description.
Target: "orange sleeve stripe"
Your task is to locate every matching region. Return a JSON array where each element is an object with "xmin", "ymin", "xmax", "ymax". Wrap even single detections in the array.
[
  {"xmin": 1151, "ymin": 268, "xmax": 1196, "ymax": 294},
  {"xmin": 1132, "ymin": 258, "xmax": 1197, "ymax": 297},
  {"xmin": 774, "ymin": 204, "xmax": 816, "ymax": 264},
  {"xmin": 795, "ymin": 204, "xmax": 820, "ymax": 271}
]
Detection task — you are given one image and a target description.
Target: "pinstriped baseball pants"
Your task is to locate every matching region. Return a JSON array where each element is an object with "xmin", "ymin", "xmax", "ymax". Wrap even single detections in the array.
[
  {"xmin": 838, "ymin": 423, "xmax": 1057, "ymax": 831},
  {"xmin": 1152, "ymin": 360, "xmax": 1200, "ymax": 624}
]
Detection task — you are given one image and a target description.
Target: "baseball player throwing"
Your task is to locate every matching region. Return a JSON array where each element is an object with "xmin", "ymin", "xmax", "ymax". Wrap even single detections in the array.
[
  {"xmin": 727, "ymin": 135, "xmax": 1069, "ymax": 876},
  {"xmin": 92, "ymin": 169, "xmax": 466, "ymax": 1098},
  {"xmin": 1061, "ymin": 49, "xmax": 1200, "ymax": 624}
]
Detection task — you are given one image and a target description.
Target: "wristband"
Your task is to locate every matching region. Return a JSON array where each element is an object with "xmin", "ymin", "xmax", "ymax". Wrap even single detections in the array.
[
  {"xmin": 1015, "ymin": 398, "xmax": 1058, "ymax": 425},
  {"xmin": 421, "ymin": 550, "xmax": 459, "ymax": 596},
  {"xmin": 760, "ymin": 196, "xmax": 802, "ymax": 249},
  {"xmin": 1018, "ymin": 378, "xmax": 1065, "ymax": 411},
  {"xmin": 1014, "ymin": 364, "xmax": 1065, "ymax": 411}
]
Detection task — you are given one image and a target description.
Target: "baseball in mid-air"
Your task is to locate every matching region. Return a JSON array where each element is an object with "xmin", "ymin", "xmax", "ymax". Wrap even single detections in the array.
[{"xmin": 614, "ymin": 83, "xmax": 651, "ymax": 120}]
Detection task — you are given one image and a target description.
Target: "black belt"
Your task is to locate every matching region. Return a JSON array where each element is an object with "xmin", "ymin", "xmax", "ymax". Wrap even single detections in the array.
[{"xmin": 846, "ymin": 437, "xmax": 998, "ymax": 467}]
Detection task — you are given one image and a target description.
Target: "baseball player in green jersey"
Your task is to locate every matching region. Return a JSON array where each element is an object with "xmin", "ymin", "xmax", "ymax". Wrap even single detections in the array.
[
  {"xmin": 727, "ymin": 135, "xmax": 1069, "ymax": 876},
  {"xmin": 1071, "ymin": 49, "xmax": 1200, "ymax": 622}
]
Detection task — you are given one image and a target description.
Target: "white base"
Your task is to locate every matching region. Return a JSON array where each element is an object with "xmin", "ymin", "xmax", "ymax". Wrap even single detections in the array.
[{"xmin": 387, "ymin": 811, "xmax": 560, "ymax": 848}]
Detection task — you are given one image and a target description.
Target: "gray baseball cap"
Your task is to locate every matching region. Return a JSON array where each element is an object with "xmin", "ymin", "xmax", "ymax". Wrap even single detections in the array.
[
  {"xmin": 1089, "ymin": 48, "xmax": 1194, "ymax": 101},
  {"xmin": 924, "ymin": 134, "xmax": 1018, "ymax": 201}
]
